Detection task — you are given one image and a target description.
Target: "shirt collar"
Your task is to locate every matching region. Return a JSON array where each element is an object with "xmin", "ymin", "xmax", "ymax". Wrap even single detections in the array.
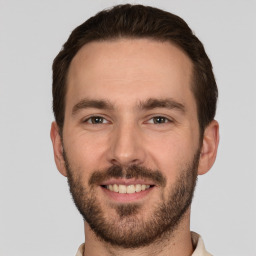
[
  {"xmin": 75, "ymin": 232, "xmax": 212, "ymax": 256},
  {"xmin": 191, "ymin": 232, "xmax": 212, "ymax": 256}
]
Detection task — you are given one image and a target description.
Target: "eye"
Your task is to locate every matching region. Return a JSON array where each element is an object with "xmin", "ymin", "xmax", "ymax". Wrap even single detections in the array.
[
  {"xmin": 148, "ymin": 116, "xmax": 171, "ymax": 124},
  {"xmin": 84, "ymin": 116, "xmax": 108, "ymax": 124}
]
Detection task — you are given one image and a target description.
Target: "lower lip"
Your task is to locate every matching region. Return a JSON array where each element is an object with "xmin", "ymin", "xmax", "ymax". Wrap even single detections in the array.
[{"xmin": 101, "ymin": 186, "xmax": 154, "ymax": 202}]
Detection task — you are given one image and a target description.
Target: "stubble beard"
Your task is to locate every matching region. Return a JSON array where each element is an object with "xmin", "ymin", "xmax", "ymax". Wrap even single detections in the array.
[{"xmin": 63, "ymin": 150, "xmax": 200, "ymax": 249}]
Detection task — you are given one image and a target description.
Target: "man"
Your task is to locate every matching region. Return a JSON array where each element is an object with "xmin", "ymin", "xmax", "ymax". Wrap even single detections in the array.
[{"xmin": 50, "ymin": 4, "xmax": 219, "ymax": 256}]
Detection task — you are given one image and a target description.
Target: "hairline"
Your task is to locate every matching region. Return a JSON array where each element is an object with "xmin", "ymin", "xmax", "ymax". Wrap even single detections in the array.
[{"xmin": 60, "ymin": 36, "xmax": 203, "ymax": 139}]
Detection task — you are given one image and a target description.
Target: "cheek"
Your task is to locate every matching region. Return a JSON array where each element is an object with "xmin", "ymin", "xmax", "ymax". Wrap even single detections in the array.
[
  {"xmin": 146, "ymin": 132, "xmax": 197, "ymax": 179},
  {"xmin": 64, "ymin": 130, "xmax": 109, "ymax": 175}
]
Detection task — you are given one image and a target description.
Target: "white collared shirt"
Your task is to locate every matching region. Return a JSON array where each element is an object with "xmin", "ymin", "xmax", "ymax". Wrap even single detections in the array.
[{"xmin": 75, "ymin": 232, "xmax": 212, "ymax": 256}]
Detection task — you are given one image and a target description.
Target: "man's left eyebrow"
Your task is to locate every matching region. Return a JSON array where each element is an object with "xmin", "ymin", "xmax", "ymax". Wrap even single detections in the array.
[{"xmin": 138, "ymin": 98, "xmax": 186, "ymax": 113}]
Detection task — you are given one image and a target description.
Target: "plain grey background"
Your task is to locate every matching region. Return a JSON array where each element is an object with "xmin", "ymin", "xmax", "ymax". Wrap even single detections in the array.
[{"xmin": 0, "ymin": 0, "xmax": 255, "ymax": 255}]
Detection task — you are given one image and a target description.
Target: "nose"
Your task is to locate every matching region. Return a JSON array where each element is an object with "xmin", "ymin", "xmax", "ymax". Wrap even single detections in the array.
[{"xmin": 107, "ymin": 122, "xmax": 146, "ymax": 167}]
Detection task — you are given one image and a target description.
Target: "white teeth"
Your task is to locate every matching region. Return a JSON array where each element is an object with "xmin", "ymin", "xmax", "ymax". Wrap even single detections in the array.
[
  {"xmin": 106, "ymin": 184, "xmax": 151, "ymax": 194},
  {"xmin": 113, "ymin": 184, "xmax": 119, "ymax": 192},
  {"xmin": 126, "ymin": 185, "xmax": 135, "ymax": 194},
  {"xmin": 135, "ymin": 184, "xmax": 142, "ymax": 192},
  {"xmin": 119, "ymin": 185, "xmax": 126, "ymax": 194}
]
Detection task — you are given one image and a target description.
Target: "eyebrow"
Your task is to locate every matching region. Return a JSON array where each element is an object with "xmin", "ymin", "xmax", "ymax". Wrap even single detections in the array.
[
  {"xmin": 72, "ymin": 99, "xmax": 114, "ymax": 115},
  {"xmin": 138, "ymin": 98, "xmax": 185, "ymax": 113},
  {"xmin": 72, "ymin": 97, "xmax": 185, "ymax": 115}
]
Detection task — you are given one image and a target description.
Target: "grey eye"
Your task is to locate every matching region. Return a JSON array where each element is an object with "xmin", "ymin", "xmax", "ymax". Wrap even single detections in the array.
[
  {"xmin": 152, "ymin": 116, "xmax": 168, "ymax": 124},
  {"xmin": 86, "ymin": 116, "xmax": 107, "ymax": 124}
]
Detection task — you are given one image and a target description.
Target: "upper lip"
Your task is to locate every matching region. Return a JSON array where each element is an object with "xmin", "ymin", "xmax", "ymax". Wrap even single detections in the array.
[{"xmin": 100, "ymin": 178, "xmax": 155, "ymax": 186}]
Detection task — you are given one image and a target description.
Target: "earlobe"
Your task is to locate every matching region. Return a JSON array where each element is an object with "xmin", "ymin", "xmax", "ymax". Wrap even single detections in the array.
[
  {"xmin": 50, "ymin": 122, "xmax": 68, "ymax": 177},
  {"xmin": 198, "ymin": 120, "xmax": 219, "ymax": 175}
]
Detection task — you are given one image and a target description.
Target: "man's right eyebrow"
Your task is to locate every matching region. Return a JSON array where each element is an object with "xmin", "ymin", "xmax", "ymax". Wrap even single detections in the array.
[{"xmin": 72, "ymin": 99, "xmax": 114, "ymax": 115}]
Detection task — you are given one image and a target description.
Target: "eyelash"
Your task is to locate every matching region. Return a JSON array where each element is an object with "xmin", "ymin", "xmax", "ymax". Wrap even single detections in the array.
[
  {"xmin": 147, "ymin": 116, "xmax": 172, "ymax": 124},
  {"xmin": 83, "ymin": 116, "xmax": 109, "ymax": 124},
  {"xmin": 83, "ymin": 115, "xmax": 173, "ymax": 125}
]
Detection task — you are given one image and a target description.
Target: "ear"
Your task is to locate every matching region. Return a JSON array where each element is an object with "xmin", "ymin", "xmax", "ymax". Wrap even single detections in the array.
[
  {"xmin": 50, "ymin": 122, "xmax": 67, "ymax": 177},
  {"xmin": 198, "ymin": 120, "xmax": 219, "ymax": 175}
]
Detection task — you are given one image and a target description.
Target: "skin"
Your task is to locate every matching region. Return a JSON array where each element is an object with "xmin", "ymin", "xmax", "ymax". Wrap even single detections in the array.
[{"xmin": 51, "ymin": 39, "xmax": 219, "ymax": 256}]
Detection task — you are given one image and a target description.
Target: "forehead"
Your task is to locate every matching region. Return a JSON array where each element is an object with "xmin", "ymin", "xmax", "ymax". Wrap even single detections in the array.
[{"xmin": 66, "ymin": 38, "xmax": 195, "ymax": 111}]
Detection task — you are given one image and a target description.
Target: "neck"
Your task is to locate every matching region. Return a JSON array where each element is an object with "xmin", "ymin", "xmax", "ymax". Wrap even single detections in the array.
[{"xmin": 82, "ymin": 210, "xmax": 193, "ymax": 256}]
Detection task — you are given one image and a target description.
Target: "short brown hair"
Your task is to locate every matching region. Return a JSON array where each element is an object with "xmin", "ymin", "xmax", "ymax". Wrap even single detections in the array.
[{"xmin": 52, "ymin": 4, "xmax": 218, "ymax": 138}]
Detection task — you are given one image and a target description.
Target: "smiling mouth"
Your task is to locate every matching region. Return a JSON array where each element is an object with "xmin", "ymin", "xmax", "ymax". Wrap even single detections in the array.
[{"xmin": 101, "ymin": 184, "xmax": 154, "ymax": 194}]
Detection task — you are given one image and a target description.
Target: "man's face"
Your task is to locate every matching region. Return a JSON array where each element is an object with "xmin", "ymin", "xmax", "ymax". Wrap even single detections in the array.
[{"xmin": 60, "ymin": 39, "xmax": 201, "ymax": 247}]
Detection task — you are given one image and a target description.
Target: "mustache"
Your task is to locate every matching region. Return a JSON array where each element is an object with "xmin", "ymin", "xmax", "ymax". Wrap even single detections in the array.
[{"xmin": 89, "ymin": 165, "xmax": 166, "ymax": 187}]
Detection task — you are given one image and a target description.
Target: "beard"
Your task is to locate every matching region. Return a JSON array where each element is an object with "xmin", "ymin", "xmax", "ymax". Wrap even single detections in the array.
[{"xmin": 63, "ymin": 150, "xmax": 200, "ymax": 249}]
